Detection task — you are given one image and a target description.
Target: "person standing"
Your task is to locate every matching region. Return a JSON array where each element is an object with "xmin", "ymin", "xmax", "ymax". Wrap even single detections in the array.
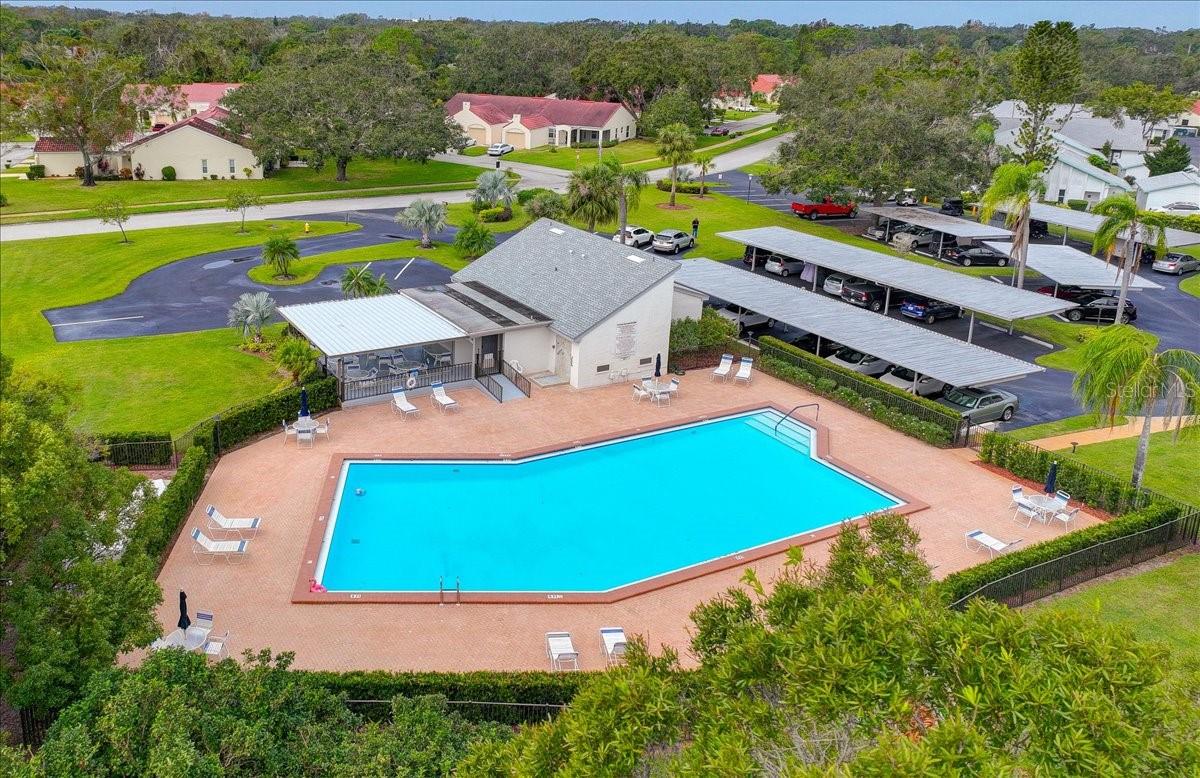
[{"xmin": 691, "ymin": 218, "xmax": 700, "ymax": 239}]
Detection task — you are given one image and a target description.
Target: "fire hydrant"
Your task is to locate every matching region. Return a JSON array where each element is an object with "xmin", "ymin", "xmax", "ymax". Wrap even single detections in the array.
[{"xmin": 303, "ymin": 222, "xmax": 310, "ymax": 234}]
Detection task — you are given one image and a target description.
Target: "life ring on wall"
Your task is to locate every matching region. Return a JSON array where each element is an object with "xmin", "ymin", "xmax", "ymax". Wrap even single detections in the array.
[{"xmin": 405, "ymin": 374, "xmax": 418, "ymax": 389}]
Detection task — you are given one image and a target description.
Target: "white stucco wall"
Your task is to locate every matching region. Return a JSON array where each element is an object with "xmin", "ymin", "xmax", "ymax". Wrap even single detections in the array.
[
  {"xmin": 569, "ymin": 277, "xmax": 675, "ymax": 389},
  {"xmin": 1044, "ymin": 161, "xmax": 1123, "ymax": 204},
  {"xmin": 501, "ymin": 326, "xmax": 554, "ymax": 374},
  {"xmin": 1139, "ymin": 184, "xmax": 1200, "ymax": 211},
  {"xmin": 601, "ymin": 107, "xmax": 638, "ymax": 141},
  {"xmin": 672, "ymin": 287, "xmax": 706, "ymax": 321},
  {"xmin": 129, "ymin": 125, "xmax": 262, "ymax": 180},
  {"xmin": 452, "ymin": 107, "xmax": 502, "ymax": 147},
  {"xmin": 34, "ymin": 150, "xmax": 122, "ymax": 177}
]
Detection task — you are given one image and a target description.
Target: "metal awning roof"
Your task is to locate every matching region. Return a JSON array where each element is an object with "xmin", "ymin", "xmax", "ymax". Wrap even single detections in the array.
[
  {"xmin": 858, "ymin": 205, "xmax": 1013, "ymax": 239},
  {"xmin": 982, "ymin": 242, "xmax": 1164, "ymax": 292},
  {"xmin": 675, "ymin": 259, "xmax": 1044, "ymax": 388},
  {"xmin": 277, "ymin": 294, "xmax": 466, "ymax": 357},
  {"xmin": 1013, "ymin": 202, "xmax": 1200, "ymax": 248},
  {"xmin": 719, "ymin": 226, "xmax": 1075, "ymax": 321}
]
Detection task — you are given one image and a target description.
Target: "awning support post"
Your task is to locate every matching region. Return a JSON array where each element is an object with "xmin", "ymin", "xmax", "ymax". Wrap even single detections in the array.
[
  {"xmin": 911, "ymin": 372, "xmax": 920, "ymax": 392},
  {"xmin": 1062, "ymin": 228, "xmax": 1068, "ymax": 245},
  {"xmin": 884, "ymin": 287, "xmax": 892, "ymax": 311},
  {"xmin": 967, "ymin": 312, "xmax": 976, "ymax": 343},
  {"xmin": 1007, "ymin": 321, "xmax": 1015, "ymax": 335},
  {"xmin": 937, "ymin": 232, "xmax": 945, "ymax": 257}
]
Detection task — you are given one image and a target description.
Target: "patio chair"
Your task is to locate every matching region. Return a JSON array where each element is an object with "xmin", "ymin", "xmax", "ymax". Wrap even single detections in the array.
[
  {"xmin": 315, "ymin": 417, "xmax": 330, "ymax": 439},
  {"xmin": 712, "ymin": 353, "xmax": 734, "ymax": 381},
  {"xmin": 391, "ymin": 389, "xmax": 420, "ymax": 419},
  {"xmin": 1054, "ymin": 490, "xmax": 1071, "ymax": 508},
  {"xmin": 1013, "ymin": 499, "xmax": 1047, "ymax": 527},
  {"xmin": 965, "ymin": 530, "xmax": 1022, "ymax": 558},
  {"xmin": 297, "ymin": 428, "xmax": 315, "ymax": 448},
  {"xmin": 205, "ymin": 504, "xmax": 262, "ymax": 538},
  {"xmin": 733, "ymin": 357, "xmax": 754, "ymax": 385},
  {"xmin": 1053, "ymin": 507, "xmax": 1080, "ymax": 530},
  {"xmin": 282, "ymin": 420, "xmax": 297, "ymax": 445},
  {"xmin": 651, "ymin": 379, "xmax": 680, "ymax": 406},
  {"xmin": 431, "ymin": 382, "xmax": 459, "ymax": 412},
  {"xmin": 599, "ymin": 627, "xmax": 628, "ymax": 667},
  {"xmin": 546, "ymin": 631, "xmax": 580, "ymax": 671},
  {"xmin": 185, "ymin": 611, "xmax": 214, "ymax": 648},
  {"xmin": 200, "ymin": 630, "xmax": 229, "ymax": 660},
  {"xmin": 190, "ymin": 527, "xmax": 249, "ymax": 564},
  {"xmin": 632, "ymin": 381, "xmax": 651, "ymax": 402}
]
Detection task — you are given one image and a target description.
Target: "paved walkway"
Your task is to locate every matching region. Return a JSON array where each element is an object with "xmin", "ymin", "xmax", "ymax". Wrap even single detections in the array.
[{"xmin": 1028, "ymin": 417, "xmax": 1190, "ymax": 451}]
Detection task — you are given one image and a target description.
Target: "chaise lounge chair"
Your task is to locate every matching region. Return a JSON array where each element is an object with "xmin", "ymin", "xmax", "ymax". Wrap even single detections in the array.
[
  {"xmin": 733, "ymin": 357, "xmax": 754, "ymax": 385},
  {"xmin": 190, "ymin": 527, "xmax": 250, "ymax": 564},
  {"xmin": 391, "ymin": 389, "xmax": 420, "ymax": 419},
  {"xmin": 712, "ymin": 354, "xmax": 734, "ymax": 382},
  {"xmin": 599, "ymin": 627, "xmax": 628, "ymax": 667},
  {"xmin": 546, "ymin": 631, "xmax": 580, "ymax": 671},
  {"xmin": 965, "ymin": 529, "xmax": 1022, "ymax": 558},
  {"xmin": 205, "ymin": 505, "xmax": 262, "ymax": 538},
  {"xmin": 431, "ymin": 382, "xmax": 459, "ymax": 412}
]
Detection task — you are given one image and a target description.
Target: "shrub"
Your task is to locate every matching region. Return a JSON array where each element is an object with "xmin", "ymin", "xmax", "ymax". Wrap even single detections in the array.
[
  {"xmin": 74, "ymin": 166, "xmax": 85, "ymax": 179},
  {"xmin": 161, "ymin": 165, "xmax": 176, "ymax": 181},
  {"xmin": 516, "ymin": 187, "xmax": 552, "ymax": 205},
  {"xmin": 1066, "ymin": 199, "xmax": 1089, "ymax": 211},
  {"xmin": 525, "ymin": 191, "xmax": 566, "ymax": 220},
  {"xmin": 186, "ymin": 377, "xmax": 339, "ymax": 457},
  {"xmin": 26, "ymin": 164, "xmax": 45, "ymax": 180},
  {"xmin": 132, "ymin": 446, "xmax": 211, "ymax": 560},
  {"xmin": 477, "ymin": 205, "xmax": 511, "ymax": 223},
  {"xmin": 656, "ymin": 179, "xmax": 711, "ymax": 194},
  {"xmin": 0, "ymin": 192, "xmax": 7, "ymax": 207},
  {"xmin": 94, "ymin": 431, "xmax": 174, "ymax": 466},
  {"xmin": 210, "ymin": 173, "xmax": 218, "ymax": 180},
  {"xmin": 454, "ymin": 218, "xmax": 496, "ymax": 259},
  {"xmin": 118, "ymin": 167, "xmax": 133, "ymax": 180},
  {"xmin": 133, "ymin": 163, "xmax": 145, "ymax": 180},
  {"xmin": 243, "ymin": 166, "xmax": 253, "ymax": 178}
]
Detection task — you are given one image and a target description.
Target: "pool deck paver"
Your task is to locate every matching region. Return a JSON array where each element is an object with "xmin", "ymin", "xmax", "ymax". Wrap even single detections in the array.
[{"xmin": 148, "ymin": 374, "xmax": 1102, "ymax": 672}]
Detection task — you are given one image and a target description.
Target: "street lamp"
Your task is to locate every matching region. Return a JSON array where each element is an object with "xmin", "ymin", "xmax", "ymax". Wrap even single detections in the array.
[{"xmin": 746, "ymin": 174, "xmax": 753, "ymax": 200}]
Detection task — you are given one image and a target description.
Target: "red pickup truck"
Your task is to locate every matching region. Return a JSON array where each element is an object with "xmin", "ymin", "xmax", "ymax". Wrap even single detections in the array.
[{"xmin": 791, "ymin": 197, "xmax": 857, "ymax": 220}]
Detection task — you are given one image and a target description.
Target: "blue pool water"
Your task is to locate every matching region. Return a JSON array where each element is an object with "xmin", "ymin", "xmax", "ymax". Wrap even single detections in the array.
[{"xmin": 317, "ymin": 411, "xmax": 901, "ymax": 593}]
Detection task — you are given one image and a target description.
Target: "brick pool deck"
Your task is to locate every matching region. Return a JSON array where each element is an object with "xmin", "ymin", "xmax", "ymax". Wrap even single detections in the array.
[{"xmin": 151, "ymin": 374, "xmax": 1102, "ymax": 672}]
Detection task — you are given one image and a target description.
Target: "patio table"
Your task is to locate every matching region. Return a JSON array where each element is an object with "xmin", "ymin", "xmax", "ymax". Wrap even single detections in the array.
[
  {"xmin": 293, "ymin": 416, "xmax": 319, "ymax": 433},
  {"xmin": 152, "ymin": 627, "xmax": 207, "ymax": 651},
  {"xmin": 1025, "ymin": 494, "xmax": 1063, "ymax": 523}
]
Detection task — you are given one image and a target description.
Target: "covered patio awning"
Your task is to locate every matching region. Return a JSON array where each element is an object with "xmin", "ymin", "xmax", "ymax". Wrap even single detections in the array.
[
  {"xmin": 1006, "ymin": 202, "xmax": 1200, "ymax": 248},
  {"xmin": 277, "ymin": 294, "xmax": 466, "ymax": 358},
  {"xmin": 859, "ymin": 205, "xmax": 1014, "ymax": 240},
  {"xmin": 982, "ymin": 242, "xmax": 1164, "ymax": 292}
]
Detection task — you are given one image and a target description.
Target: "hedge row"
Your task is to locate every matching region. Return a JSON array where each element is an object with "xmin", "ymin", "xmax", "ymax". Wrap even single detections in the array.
[
  {"xmin": 133, "ymin": 446, "xmax": 211, "ymax": 560},
  {"xmin": 96, "ymin": 430, "xmax": 175, "ymax": 466},
  {"xmin": 978, "ymin": 432, "xmax": 1150, "ymax": 515},
  {"xmin": 938, "ymin": 501, "xmax": 1184, "ymax": 604},
  {"xmin": 655, "ymin": 180, "xmax": 716, "ymax": 194},
  {"xmin": 181, "ymin": 376, "xmax": 338, "ymax": 456}
]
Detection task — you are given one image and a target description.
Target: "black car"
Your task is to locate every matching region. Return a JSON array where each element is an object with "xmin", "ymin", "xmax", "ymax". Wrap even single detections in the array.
[
  {"xmin": 1029, "ymin": 219, "xmax": 1050, "ymax": 240},
  {"xmin": 840, "ymin": 281, "xmax": 895, "ymax": 312},
  {"xmin": 1066, "ymin": 293, "xmax": 1137, "ymax": 323},
  {"xmin": 1035, "ymin": 284, "xmax": 1094, "ymax": 302},
  {"xmin": 899, "ymin": 296, "xmax": 961, "ymax": 324},
  {"xmin": 741, "ymin": 246, "xmax": 779, "ymax": 268},
  {"xmin": 942, "ymin": 245, "xmax": 1010, "ymax": 267},
  {"xmin": 781, "ymin": 332, "xmax": 843, "ymax": 357},
  {"xmin": 939, "ymin": 197, "xmax": 965, "ymax": 217}
]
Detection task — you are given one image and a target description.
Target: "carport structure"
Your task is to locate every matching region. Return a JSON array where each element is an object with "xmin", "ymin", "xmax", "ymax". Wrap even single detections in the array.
[
  {"xmin": 718, "ymin": 227, "xmax": 1076, "ymax": 343},
  {"xmin": 858, "ymin": 205, "xmax": 1013, "ymax": 256},
  {"xmin": 1002, "ymin": 202, "xmax": 1200, "ymax": 249},
  {"xmin": 675, "ymin": 259, "xmax": 1045, "ymax": 389},
  {"xmin": 982, "ymin": 242, "xmax": 1164, "ymax": 296}
]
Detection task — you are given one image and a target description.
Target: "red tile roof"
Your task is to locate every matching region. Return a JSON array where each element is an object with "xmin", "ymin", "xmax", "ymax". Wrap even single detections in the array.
[
  {"xmin": 464, "ymin": 102, "xmax": 513, "ymax": 126},
  {"xmin": 121, "ymin": 108, "xmax": 247, "ymax": 151},
  {"xmin": 520, "ymin": 114, "xmax": 553, "ymax": 130},
  {"xmin": 130, "ymin": 82, "xmax": 241, "ymax": 106},
  {"xmin": 751, "ymin": 74, "xmax": 785, "ymax": 95},
  {"xmin": 34, "ymin": 132, "xmax": 133, "ymax": 153},
  {"xmin": 447, "ymin": 93, "xmax": 624, "ymax": 128},
  {"xmin": 1192, "ymin": 98, "xmax": 1200, "ymax": 115}
]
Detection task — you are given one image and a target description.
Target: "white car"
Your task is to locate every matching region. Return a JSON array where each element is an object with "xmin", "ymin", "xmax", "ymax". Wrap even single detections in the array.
[
  {"xmin": 712, "ymin": 303, "xmax": 774, "ymax": 335},
  {"xmin": 1155, "ymin": 201, "xmax": 1200, "ymax": 216},
  {"xmin": 612, "ymin": 226, "xmax": 653, "ymax": 248},
  {"xmin": 880, "ymin": 366, "xmax": 947, "ymax": 397},
  {"xmin": 764, "ymin": 256, "xmax": 804, "ymax": 277},
  {"xmin": 486, "ymin": 142, "xmax": 514, "ymax": 156},
  {"xmin": 652, "ymin": 229, "xmax": 695, "ymax": 253},
  {"xmin": 825, "ymin": 347, "xmax": 893, "ymax": 377},
  {"xmin": 822, "ymin": 273, "xmax": 861, "ymax": 296}
]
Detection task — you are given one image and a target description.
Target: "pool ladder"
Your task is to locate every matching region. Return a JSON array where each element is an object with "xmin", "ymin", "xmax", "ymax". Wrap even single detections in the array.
[
  {"xmin": 775, "ymin": 403, "xmax": 820, "ymax": 434},
  {"xmin": 439, "ymin": 576, "xmax": 461, "ymax": 606}
]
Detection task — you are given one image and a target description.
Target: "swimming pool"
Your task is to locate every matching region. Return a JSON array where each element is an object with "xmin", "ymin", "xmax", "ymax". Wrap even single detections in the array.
[{"xmin": 313, "ymin": 410, "xmax": 903, "ymax": 598}]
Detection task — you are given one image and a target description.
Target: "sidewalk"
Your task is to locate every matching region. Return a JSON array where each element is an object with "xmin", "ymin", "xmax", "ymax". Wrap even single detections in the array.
[{"xmin": 1028, "ymin": 417, "xmax": 1188, "ymax": 451}]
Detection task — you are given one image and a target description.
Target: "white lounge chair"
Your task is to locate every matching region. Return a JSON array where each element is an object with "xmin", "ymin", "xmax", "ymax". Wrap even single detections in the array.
[
  {"xmin": 205, "ymin": 505, "xmax": 262, "ymax": 538},
  {"xmin": 391, "ymin": 389, "xmax": 420, "ymax": 418},
  {"xmin": 733, "ymin": 357, "xmax": 754, "ymax": 385},
  {"xmin": 431, "ymin": 382, "xmax": 459, "ymax": 412},
  {"xmin": 200, "ymin": 630, "xmax": 230, "ymax": 660},
  {"xmin": 546, "ymin": 631, "xmax": 579, "ymax": 671},
  {"xmin": 282, "ymin": 420, "xmax": 297, "ymax": 445},
  {"xmin": 965, "ymin": 530, "xmax": 1022, "ymax": 558},
  {"xmin": 712, "ymin": 354, "xmax": 734, "ymax": 382},
  {"xmin": 190, "ymin": 527, "xmax": 249, "ymax": 564},
  {"xmin": 599, "ymin": 627, "xmax": 628, "ymax": 667},
  {"xmin": 1053, "ymin": 507, "xmax": 1080, "ymax": 530},
  {"xmin": 632, "ymin": 381, "xmax": 651, "ymax": 402}
]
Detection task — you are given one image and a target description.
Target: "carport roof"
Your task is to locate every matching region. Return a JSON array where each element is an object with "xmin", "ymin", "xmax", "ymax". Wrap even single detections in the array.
[
  {"xmin": 718, "ymin": 226, "xmax": 1075, "ymax": 321},
  {"xmin": 675, "ymin": 259, "xmax": 1044, "ymax": 388},
  {"xmin": 1013, "ymin": 202, "xmax": 1200, "ymax": 248},
  {"xmin": 858, "ymin": 206, "xmax": 1013, "ymax": 239},
  {"xmin": 982, "ymin": 242, "xmax": 1164, "ymax": 292},
  {"xmin": 278, "ymin": 294, "xmax": 466, "ymax": 357}
]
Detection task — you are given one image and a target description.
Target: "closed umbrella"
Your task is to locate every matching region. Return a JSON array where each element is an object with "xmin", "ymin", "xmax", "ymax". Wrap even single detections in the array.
[
  {"xmin": 299, "ymin": 387, "xmax": 309, "ymax": 419},
  {"xmin": 177, "ymin": 590, "xmax": 191, "ymax": 631},
  {"xmin": 1044, "ymin": 461, "xmax": 1059, "ymax": 495},
  {"xmin": 654, "ymin": 353, "xmax": 662, "ymax": 378}
]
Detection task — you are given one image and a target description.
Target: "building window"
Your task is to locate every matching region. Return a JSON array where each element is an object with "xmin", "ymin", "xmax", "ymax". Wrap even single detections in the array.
[
  {"xmin": 229, "ymin": 159, "xmax": 235, "ymax": 174},
  {"xmin": 201, "ymin": 159, "xmax": 208, "ymax": 175},
  {"xmin": 1056, "ymin": 188, "xmax": 1065, "ymax": 203}
]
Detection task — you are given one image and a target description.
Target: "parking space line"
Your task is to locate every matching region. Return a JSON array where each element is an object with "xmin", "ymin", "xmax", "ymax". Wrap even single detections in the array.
[
  {"xmin": 51, "ymin": 315, "xmax": 144, "ymax": 327},
  {"xmin": 978, "ymin": 321, "xmax": 1007, "ymax": 333},
  {"xmin": 1020, "ymin": 335, "xmax": 1054, "ymax": 348}
]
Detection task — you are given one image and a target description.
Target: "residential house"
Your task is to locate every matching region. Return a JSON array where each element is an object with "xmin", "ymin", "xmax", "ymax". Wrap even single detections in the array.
[
  {"xmin": 992, "ymin": 126, "xmax": 1133, "ymax": 205},
  {"xmin": 445, "ymin": 93, "xmax": 636, "ymax": 149},
  {"xmin": 32, "ymin": 137, "xmax": 125, "ymax": 177},
  {"xmin": 130, "ymin": 82, "xmax": 242, "ymax": 129},
  {"xmin": 712, "ymin": 73, "xmax": 790, "ymax": 110},
  {"xmin": 1136, "ymin": 170, "xmax": 1200, "ymax": 212},
  {"xmin": 1171, "ymin": 98, "xmax": 1200, "ymax": 129},
  {"xmin": 989, "ymin": 100, "xmax": 1163, "ymax": 159}
]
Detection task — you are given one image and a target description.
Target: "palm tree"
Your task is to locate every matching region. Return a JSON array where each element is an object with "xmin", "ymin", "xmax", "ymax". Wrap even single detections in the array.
[
  {"xmin": 565, "ymin": 162, "xmax": 619, "ymax": 232},
  {"xmin": 227, "ymin": 292, "xmax": 275, "ymax": 343},
  {"xmin": 1090, "ymin": 194, "xmax": 1168, "ymax": 326},
  {"xmin": 395, "ymin": 199, "xmax": 448, "ymax": 248},
  {"xmin": 262, "ymin": 235, "xmax": 300, "ymax": 280},
  {"xmin": 275, "ymin": 337, "xmax": 319, "ymax": 383},
  {"xmin": 693, "ymin": 153, "xmax": 715, "ymax": 198},
  {"xmin": 452, "ymin": 218, "xmax": 496, "ymax": 260},
  {"xmin": 472, "ymin": 169, "xmax": 516, "ymax": 211},
  {"xmin": 977, "ymin": 161, "xmax": 1046, "ymax": 289},
  {"xmin": 1073, "ymin": 325, "xmax": 1200, "ymax": 489},
  {"xmin": 655, "ymin": 123, "xmax": 696, "ymax": 207},
  {"xmin": 602, "ymin": 157, "xmax": 649, "ymax": 242},
  {"xmin": 340, "ymin": 263, "xmax": 390, "ymax": 298}
]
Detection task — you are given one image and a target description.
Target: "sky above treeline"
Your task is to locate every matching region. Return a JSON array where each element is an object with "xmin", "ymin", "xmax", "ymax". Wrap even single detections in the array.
[{"xmin": 10, "ymin": 0, "xmax": 1199, "ymax": 30}]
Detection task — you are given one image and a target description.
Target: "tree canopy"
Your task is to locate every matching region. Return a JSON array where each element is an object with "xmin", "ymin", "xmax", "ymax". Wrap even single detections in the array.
[
  {"xmin": 1144, "ymin": 137, "xmax": 1193, "ymax": 176},
  {"xmin": 1010, "ymin": 21, "xmax": 1082, "ymax": 165}
]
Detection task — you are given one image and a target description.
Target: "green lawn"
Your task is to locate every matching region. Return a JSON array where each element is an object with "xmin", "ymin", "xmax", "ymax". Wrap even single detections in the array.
[
  {"xmin": 719, "ymin": 109, "xmax": 762, "ymax": 121},
  {"xmin": 1037, "ymin": 554, "xmax": 1200, "ymax": 674},
  {"xmin": 0, "ymin": 158, "xmax": 481, "ymax": 220},
  {"xmin": 445, "ymin": 202, "xmax": 534, "ymax": 233},
  {"xmin": 2, "ymin": 220, "xmax": 358, "ymax": 433},
  {"xmin": 1180, "ymin": 273, "xmax": 1200, "ymax": 298},
  {"xmin": 1007, "ymin": 413, "xmax": 1127, "ymax": 442},
  {"xmin": 739, "ymin": 162, "xmax": 778, "ymax": 176},
  {"xmin": 247, "ymin": 239, "xmax": 470, "ymax": 286},
  {"xmin": 1044, "ymin": 430, "xmax": 1200, "ymax": 505}
]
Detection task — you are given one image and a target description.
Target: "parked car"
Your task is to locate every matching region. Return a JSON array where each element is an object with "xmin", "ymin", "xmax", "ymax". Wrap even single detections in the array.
[
  {"xmin": 742, "ymin": 246, "xmax": 778, "ymax": 267},
  {"xmin": 652, "ymin": 229, "xmax": 695, "ymax": 253},
  {"xmin": 712, "ymin": 303, "xmax": 774, "ymax": 335},
  {"xmin": 841, "ymin": 281, "xmax": 894, "ymax": 312},
  {"xmin": 781, "ymin": 332, "xmax": 843, "ymax": 357},
  {"xmin": 1028, "ymin": 219, "xmax": 1050, "ymax": 239},
  {"xmin": 1151, "ymin": 252, "xmax": 1200, "ymax": 275},
  {"xmin": 1155, "ymin": 201, "xmax": 1200, "ymax": 216},
  {"xmin": 1034, "ymin": 284, "xmax": 1094, "ymax": 302},
  {"xmin": 880, "ymin": 366, "xmax": 947, "ymax": 397},
  {"xmin": 702, "ymin": 125, "xmax": 731, "ymax": 136},
  {"xmin": 942, "ymin": 245, "xmax": 1009, "ymax": 267},
  {"xmin": 612, "ymin": 225, "xmax": 654, "ymax": 248},
  {"xmin": 899, "ymin": 296, "xmax": 961, "ymax": 324},
  {"xmin": 896, "ymin": 189, "xmax": 918, "ymax": 206},
  {"xmin": 822, "ymin": 273, "xmax": 862, "ymax": 296},
  {"xmin": 764, "ymin": 255, "xmax": 805, "ymax": 277},
  {"xmin": 863, "ymin": 221, "xmax": 910, "ymax": 241},
  {"xmin": 825, "ymin": 346, "xmax": 893, "ymax": 377},
  {"xmin": 1065, "ymin": 293, "xmax": 1137, "ymax": 323},
  {"xmin": 939, "ymin": 197, "xmax": 965, "ymax": 217},
  {"xmin": 791, "ymin": 197, "xmax": 857, "ymax": 220},
  {"xmin": 486, "ymin": 142, "xmax": 514, "ymax": 156},
  {"xmin": 937, "ymin": 386, "xmax": 1019, "ymax": 423},
  {"xmin": 890, "ymin": 226, "xmax": 936, "ymax": 251}
]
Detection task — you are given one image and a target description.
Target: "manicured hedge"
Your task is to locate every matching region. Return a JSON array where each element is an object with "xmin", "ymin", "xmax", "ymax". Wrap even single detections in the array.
[
  {"xmin": 26, "ymin": 164, "xmax": 45, "ymax": 180},
  {"xmin": 939, "ymin": 501, "xmax": 1183, "ymax": 604},
  {"xmin": 478, "ymin": 205, "xmax": 512, "ymax": 223},
  {"xmin": 184, "ymin": 376, "xmax": 338, "ymax": 457},
  {"xmin": 96, "ymin": 430, "xmax": 175, "ymax": 466},
  {"xmin": 516, "ymin": 187, "xmax": 552, "ymax": 205},
  {"xmin": 656, "ymin": 180, "xmax": 714, "ymax": 194},
  {"xmin": 134, "ymin": 446, "xmax": 211, "ymax": 560},
  {"xmin": 1066, "ymin": 199, "xmax": 1089, "ymax": 211}
]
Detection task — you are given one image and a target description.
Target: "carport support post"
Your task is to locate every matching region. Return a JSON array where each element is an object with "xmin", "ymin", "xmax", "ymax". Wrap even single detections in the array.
[
  {"xmin": 884, "ymin": 219, "xmax": 892, "ymax": 242},
  {"xmin": 884, "ymin": 287, "xmax": 892, "ymax": 311},
  {"xmin": 1062, "ymin": 228, "xmax": 1068, "ymax": 245},
  {"xmin": 812, "ymin": 270, "xmax": 819, "ymax": 291},
  {"xmin": 937, "ymin": 232, "xmax": 945, "ymax": 258},
  {"xmin": 911, "ymin": 372, "xmax": 920, "ymax": 392},
  {"xmin": 967, "ymin": 312, "xmax": 976, "ymax": 343}
]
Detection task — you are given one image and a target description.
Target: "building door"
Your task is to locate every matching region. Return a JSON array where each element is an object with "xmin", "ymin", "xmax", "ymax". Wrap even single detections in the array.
[
  {"xmin": 478, "ymin": 334, "xmax": 500, "ymax": 373},
  {"xmin": 553, "ymin": 336, "xmax": 571, "ymax": 378}
]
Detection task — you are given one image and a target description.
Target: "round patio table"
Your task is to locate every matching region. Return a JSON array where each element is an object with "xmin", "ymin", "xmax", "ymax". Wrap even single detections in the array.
[{"xmin": 293, "ymin": 416, "xmax": 319, "ymax": 433}]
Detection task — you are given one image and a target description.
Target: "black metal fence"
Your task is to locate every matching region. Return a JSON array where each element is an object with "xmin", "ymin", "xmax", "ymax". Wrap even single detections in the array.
[
  {"xmin": 950, "ymin": 512, "xmax": 1200, "ymax": 610},
  {"xmin": 91, "ymin": 438, "xmax": 177, "ymax": 469},
  {"xmin": 477, "ymin": 373, "xmax": 503, "ymax": 403},
  {"xmin": 344, "ymin": 698, "xmax": 566, "ymax": 726},
  {"xmin": 20, "ymin": 707, "xmax": 55, "ymax": 748},
  {"xmin": 339, "ymin": 361, "xmax": 474, "ymax": 402},
  {"xmin": 502, "ymin": 360, "xmax": 532, "ymax": 398}
]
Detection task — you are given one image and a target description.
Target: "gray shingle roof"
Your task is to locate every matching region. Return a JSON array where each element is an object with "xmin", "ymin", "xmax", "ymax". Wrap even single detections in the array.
[{"xmin": 452, "ymin": 219, "xmax": 678, "ymax": 340}]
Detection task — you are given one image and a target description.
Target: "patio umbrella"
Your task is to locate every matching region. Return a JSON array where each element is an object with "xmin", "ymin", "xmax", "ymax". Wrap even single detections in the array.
[
  {"xmin": 1044, "ymin": 461, "xmax": 1059, "ymax": 495},
  {"xmin": 654, "ymin": 353, "xmax": 662, "ymax": 378},
  {"xmin": 299, "ymin": 387, "xmax": 309, "ymax": 419},
  {"xmin": 177, "ymin": 590, "xmax": 191, "ymax": 631}
]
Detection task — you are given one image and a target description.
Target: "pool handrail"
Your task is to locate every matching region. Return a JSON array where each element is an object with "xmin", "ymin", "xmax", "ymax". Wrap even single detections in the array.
[{"xmin": 775, "ymin": 403, "xmax": 820, "ymax": 434}]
